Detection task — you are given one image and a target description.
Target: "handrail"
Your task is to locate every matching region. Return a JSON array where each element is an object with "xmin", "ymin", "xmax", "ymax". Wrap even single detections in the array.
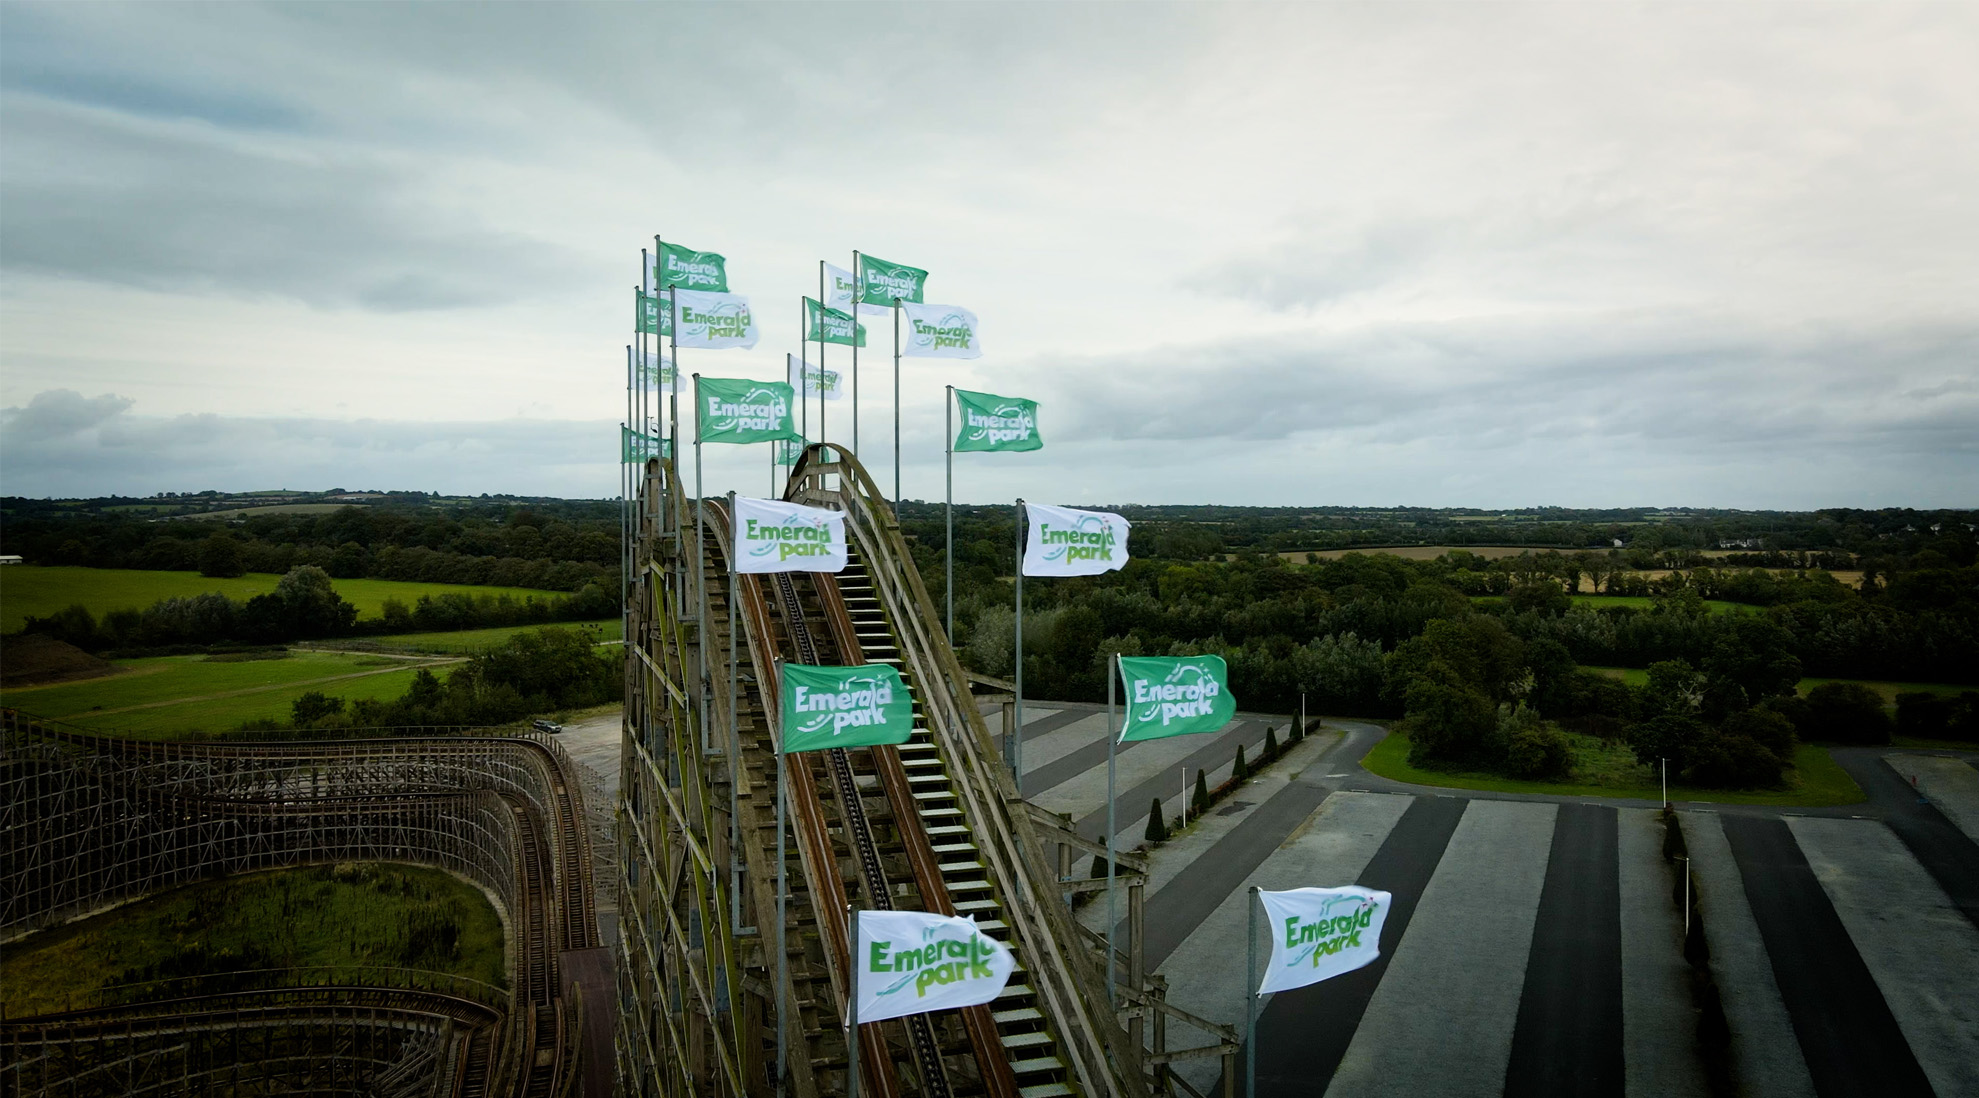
[{"xmin": 786, "ymin": 443, "xmax": 1146, "ymax": 1097}]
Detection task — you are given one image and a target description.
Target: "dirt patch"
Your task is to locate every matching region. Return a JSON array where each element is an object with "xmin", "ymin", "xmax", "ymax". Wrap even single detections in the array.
[{"xmin": 2, "ymin": 634, "xmax": 122, "ymax": 688}]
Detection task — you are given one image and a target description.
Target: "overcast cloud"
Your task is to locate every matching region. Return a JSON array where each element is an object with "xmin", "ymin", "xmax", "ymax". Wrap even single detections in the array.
[{"xmin": 2, "ymin": 2, "xmax": 1974, "ymax": 507}]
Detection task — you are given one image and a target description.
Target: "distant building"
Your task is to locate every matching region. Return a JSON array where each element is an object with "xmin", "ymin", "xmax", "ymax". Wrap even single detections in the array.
[{"xmin": 0, "ymin": 555, "xmax": 21, "ymax": 565}]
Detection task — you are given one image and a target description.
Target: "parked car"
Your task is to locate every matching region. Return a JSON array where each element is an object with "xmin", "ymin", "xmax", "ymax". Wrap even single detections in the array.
[{"xmin": 532, "ymin": 719, "xmax": 564, "ymax": 734}]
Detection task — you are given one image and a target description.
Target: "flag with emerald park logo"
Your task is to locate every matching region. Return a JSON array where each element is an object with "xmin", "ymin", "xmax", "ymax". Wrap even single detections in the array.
[
  {"xmin": 654, "ymin": 242, "xmax": 728, "ymax": 292},
  {"xmin": 857, "ymin": 255, "xmax": 926, "ymax": 315},
  {"xmin": 1117, "ymin": 655, "xmax": 1236, "ymax": 741},
  {"xmin": 636, "ymin": 291, "xmax": 673, "ymax": 336},
  {"xmin": 805, "ymin": 297, "xmax": 867, "ymax": 348},
  {"xmin": 953, "ymin": 389, "xmax": 1040, "ymax": 452},
  {"xmin": 1022, "ymin": 503, "xmax": 1129, "ymax": 577},
  {"xmin": 779, "ymin": 663, "xmax": 914, "ymax": 753},
  {"xmin": 696, "ymin": 377, "xmax": 798, "ymax": 444},
  {"xmin": 674, "ymin": 290, "xmax": 760, "ymax": 349},
  {"xmin": 900, "ymin": 302, "xmax": 982, "ymax": 359},
  {"xmin": 732, "ymin": 497, "xmax": 845, "ymax": 573},
  {"xmin": 621, "ymin": 427, "xmax": 670, "ymax": 463},
  {"xmin": 855, "ymin": 909, "xmax": 1015, "ymax": 1023},
  {"xmin": 1257, "ymin": 886, "xmax": 1391, "ymax": 993}
]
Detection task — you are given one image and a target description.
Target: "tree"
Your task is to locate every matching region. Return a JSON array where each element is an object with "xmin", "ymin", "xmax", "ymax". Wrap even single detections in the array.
[
  {"xmin": 1801, "ymin": 682, "xmax": 1893, "ymax": 744},
  {"xmin": 291, "ymin": 691, "xmax": 345, "ymax": 728},
  {"xmin": 1701, "ymin": 617, "xmax": 1802, "ymax": 704},
  {"xmin": 1145, "ymin": 798, "xmax": 1169, "ymax": 842},
  {"xmin": 198, "ymin": 534, "xmax": 246, "ymax": 578}
]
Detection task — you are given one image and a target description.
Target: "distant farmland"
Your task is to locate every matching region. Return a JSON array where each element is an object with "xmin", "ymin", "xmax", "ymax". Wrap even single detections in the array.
[{"xmin": 1, "ymin": 565, "xmax": 570, "ymax": 633}]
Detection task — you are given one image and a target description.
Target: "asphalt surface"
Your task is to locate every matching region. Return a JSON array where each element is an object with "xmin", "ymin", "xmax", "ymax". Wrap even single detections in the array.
[
  {"xmin": 1503, "ymin": 803, "xmax": 1624, "ymax": 1097},
  {"xmin": 1721, "ymin": 814, "xmax": 1934, "ymax": 1098},
  {"xmin": 1073, "ymin": 720, "xmax": 1277, "ymax": 843},
  {"xmin": 1831, "ymin": 747, "xmax": 1979, "ymax": 929},
  {"xmin": 1247, "ymin": 795, "xmax": 1467, "ymax": 1098}
]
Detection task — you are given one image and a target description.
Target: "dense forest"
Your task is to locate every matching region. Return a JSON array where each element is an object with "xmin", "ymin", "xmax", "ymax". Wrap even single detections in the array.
[{"xmin": 900, "ymin": 504, "xmax": 1979, "ymax": 787}]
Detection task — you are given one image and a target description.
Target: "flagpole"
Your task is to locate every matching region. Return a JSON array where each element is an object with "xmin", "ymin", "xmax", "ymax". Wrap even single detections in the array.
[
  {"xmin": 817, "ymin": 264, "xmax": 828, "ymax": 463},
  {"xmin": 846, "ymin": 899, "xmax": 861, "ymax": 1098},
  {"xmin": 892, "ymin": 297, "xmax": 901, "ymax": 514},
  {"xmin": 851, "ymin": 251, "xmax": 861, "ymax": 457},
  {"xmin": 1106, "ymin": 651, "xmax": 1119, "ymax": 1009},
  {"xmin": 694, "ymin": 374, "xmax": 709, "ymax": 763},
  {"xmin": 798, "ymin": 304, "xmax": 808, "ymax": 447},
  {"xmin": 774, "ymin": 677, "xmax": 789, "ymax": 1098},
  {"xmin": 953, "ymin": 385, "xmax": 961, "ymax": 644},
  {"xmin": 1012, "ymin": 498, "xmax": 1024, "ymax": 793},
  {"xmin": 728, "ymin": 489, "xmax": 744, "ymax": 933},
  {"xmin": 1247, "ymin": 885, "xmax": 1260, "ymax": 1098}
]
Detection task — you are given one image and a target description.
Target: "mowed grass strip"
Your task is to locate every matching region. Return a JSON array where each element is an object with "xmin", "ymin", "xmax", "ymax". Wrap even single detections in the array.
[
  {"xmin": 1, "ymin": 863, "xmax": 507, "ymax": 1017},
  {"xmin": 1, "ymin": 565, "xmax": 571, "ymax": 632},
  {"xmin": 1362, "ymin": 730, "xmax": 1863, "ymax": 806},
  {"xmin": 0, "ymin": 650, "xmax": 452, "ymax": 738},
  {"xmin": 325, "ymin": 618, "xmax": 622, "ymax": 655}
]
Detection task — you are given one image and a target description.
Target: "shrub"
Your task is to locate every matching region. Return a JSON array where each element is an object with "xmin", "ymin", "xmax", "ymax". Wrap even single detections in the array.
[
  {"xmin": 1505, "ymin": 724, "xmax": 1573, "ymax": 781},
  {"xmin": 1144, "ymin": 798, "xmax": 1168, "ymax": 842},
  {"xmin": 291, "ymin": 691, "xmax": 346, "ymax": 728},
  {"xmin": 1263, "ymin": 725, "xmax": 1280, "ymax": 761},
  {"xmin": 1721, "ymin": 706, "xmax": 1798, "ymax": 765},
  {"xmin": 1801, "ymin": 682, "xmax": 1893, "ymax": 745},
  {"xmin": 1233, "ymin": 744, "xmax": 1249, "ymax": 781},
  {"xmin": 1684, "ymin": 728, "xmax": 1788, "ymax": 788},
  {"xmin": 1895, "ymin": 693, "xmax": 1951, "ymax": 740},
  {"xmin": 1192, "ymin": 770, "xmax": 1209, "ymax": 815}
]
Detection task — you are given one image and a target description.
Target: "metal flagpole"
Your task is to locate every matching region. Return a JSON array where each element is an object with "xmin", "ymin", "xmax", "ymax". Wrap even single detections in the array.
[
  {"xmin": 851, "ymin": 251, "xmax": 861, "ymax": 456},
  {"xmin": 1012, "ymin": 498, "xmax": 1024, "ymax": 792},
  {"xmin": 1106, "ymin": 652, "xmax": 1119, "ymax": 1007},
  {"xmin": 695, "ymin": 375, "xmax": 709, "ymax": 762},
  {"xmin": 799, "ymin": 303, "xmax": 808, "ymax": 446},
  {"xmin": 1247, "ymin": 886, "xmax": 1260, "ymax": 1098},
  {"xmin": 846, "ymin": 899, "xmax": 861, "ymax": 1098},
  {"xmin": 817, "ymin": 263, "xmax": 828, "ymax": 460},
  {"xmin": 774, "ymin": 683, "xmax": 789, "ymax": 1098},
  {"xmin": 728, "ymin": 490, "xmax": 744, "ymax": 933},
  {"xmin": 893, "ymin": 297, "xmax": 901, "ymax": 513},
  {"xmin": 953, "ymin": 385, "xmax": 961, "ymax": 644}
]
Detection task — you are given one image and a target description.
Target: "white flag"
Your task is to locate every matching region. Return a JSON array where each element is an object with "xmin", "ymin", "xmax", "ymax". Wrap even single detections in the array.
[
  {"xmin": 1256, "ymin": 886, "xmax": 1391, "ymax": 994},
  {"xmin": 1022, "ymin": 503, "xmax": 1129, "ymax": 577},
  {"xmin": 673, "ymin": 289, "xmax": 760, "ymax": 350},
  {"xmin": 732, "ymin": 497, "xmax": 846, "ymax": 574},
  {"xmin": 639, "ymin": 348, "xmax": 683, "ymax": 394},
  {"xmin": 855, "ymin": 910, "xmax": 1014, "ymax": 1023},
  {"xmin": 786, "ymin": 353, "xmax": 844, "ymax": 402},
  {"xmin": 900, "ymin": 301, "xmax": 981, "ymax": 358},
  {"xmin": 824, "ymin": 262, "xmax": 860, "ymax": 313}
]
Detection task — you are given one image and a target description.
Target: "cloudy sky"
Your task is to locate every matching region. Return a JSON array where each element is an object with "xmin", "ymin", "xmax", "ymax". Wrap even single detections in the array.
[{"xmin": 3, "ymin": 2, "xmax": 1974, "ymax": 507}]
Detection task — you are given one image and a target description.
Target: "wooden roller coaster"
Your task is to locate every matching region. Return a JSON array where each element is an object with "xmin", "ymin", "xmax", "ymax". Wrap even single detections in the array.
[
  {"xmin": 0, "ymin": 714, "xmax": 599, "ymax": 1097},
  {"xmin": 616, "ymin": 445, "xmax": 1153, "ymax": 1098}
]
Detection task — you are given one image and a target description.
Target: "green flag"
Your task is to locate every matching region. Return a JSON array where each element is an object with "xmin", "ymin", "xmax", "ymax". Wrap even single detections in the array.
[
  {"xmin": 657, "ymin": 241, "xmax": 728, "ymax": 292},
  {"xmin": 805, "ymin": 297, "xmax": 867, "ymax": 347},
  {"xmin": 1118, "ymin": 655, "xmax": 1236, "ymax": 742},
  {"xmin": 953, "ymin": 389, "xmax": 1041, "ymax": 452},
  {"xmin": 637, "ymin": 291, "xmax": 673, "ymax": 336},
  {"xmin": 858, "ymin": 255, "xmax": 927, "ymax": 307},
  {"xmin": 696, "ymin": 377, "xmax": 799, "ymax": 444},
  {"xmin": 621, "ymin": 427, "xmax": 670, "ymax": 463},
  {"xmin": 780, "ymin": 663, "xmax": 915, "ymax": 752},
  {"xmin": 773, "ymin": 437, "xmax": 810, "ymax": 466}
]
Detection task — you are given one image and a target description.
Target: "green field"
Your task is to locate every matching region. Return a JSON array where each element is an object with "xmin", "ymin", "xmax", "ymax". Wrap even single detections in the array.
[
  {"xmin": 0, "ymin": 650, "xmax": 455, "ymax": 738},
  {"xmin": 1, "ymin": 565, "xmax": 568, "ymax": 632},
  {"xmin": 1, "ymin": 863, "xmax": 506, "ymax": 1017},
  {"xmin": 329, "ymin": 618, "xmax": 621, "ymax": 654},
  {"xmin": 1588, "ymin": 667, "xmax": 1971, "ymax": 702},
  {"xmin": 1472, "ymin": 595, "xmax": 1745, "ymax": 614},
  {"xmin": 1362, "ymin": 731, "xmax": 1864, "ymax": 806}
]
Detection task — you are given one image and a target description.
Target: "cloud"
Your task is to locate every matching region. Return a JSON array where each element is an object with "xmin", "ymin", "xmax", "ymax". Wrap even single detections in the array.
[{"xmin": 0, "ymin": 389, "xmax": 135, "ymax": 440}]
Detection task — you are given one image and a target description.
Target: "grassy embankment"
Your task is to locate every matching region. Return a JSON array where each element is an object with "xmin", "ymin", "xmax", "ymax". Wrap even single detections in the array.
[
  {"xmin": 1, "ymin": 863, "xmax": 507, "ymax": 1018},
  {"xmin": 313, "ymin": 618, "xmax": 621, "ymax": 655},
  {"xmin": 1362, "ymin": 731, "xmax": 1864, "ymax": 806},
  {"xmin": 0, "ymin": 650, "xmax": 452, "ymax": 737},
  {"xmin": 1, "ymin": 564, "xmax": 570, "ymax": 632}
]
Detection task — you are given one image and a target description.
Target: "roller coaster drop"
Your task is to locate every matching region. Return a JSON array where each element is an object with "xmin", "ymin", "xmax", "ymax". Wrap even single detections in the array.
[{"xmin": 617, "ymin": 445, "xmax": 1237, "ymax": 1098}]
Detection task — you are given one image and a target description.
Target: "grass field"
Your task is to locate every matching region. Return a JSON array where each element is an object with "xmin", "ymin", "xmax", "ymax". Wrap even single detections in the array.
[
  {"xmin": 1361, "ymin": 730, "xmax": 1864, "ymax": 806},
  {"xmin": 0, "ymin": 565, "xmax": 569, "ymax": 632},
  {"xmin": 1, "ymin": 863, "xmax": 506, "ymax": 1017},
  {"xmin": 1586, "ymin": 667, "xmax": 1972, "ymax": 702},
  {"xmin": 0, "ymin": 650, "xmax": 454, "ymax": 737},
  {"xmin": 1474, "ymin": 595, "xmax": 1747, "ymax": 614},
  {"xmin": 323, "ymin": 618, "xmax": 621, "ymax": 654}
]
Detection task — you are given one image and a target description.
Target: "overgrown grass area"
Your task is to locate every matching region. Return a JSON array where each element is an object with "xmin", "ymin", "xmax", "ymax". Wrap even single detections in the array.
[
  {"xmin": 0, "ymin": 650, "xmax": 451, "ymax": 738},
  {"xmin": 1, "ymin": 863, "xmax": 507, "ymax": 1018},
  {"xmin": 0, "ymin": 565, "xmax": 567, "ymax": 632},
  {"xmin": 1361, "ymin": 730, "xmax": 1865, "ymax": 806},
  {"xmin": 1568, "ymin": 595, "xmax": 1747, "ymax": 614},
  {"xmin": 320, "ymin": 618, "xmax": 621, "ymax": 654}
]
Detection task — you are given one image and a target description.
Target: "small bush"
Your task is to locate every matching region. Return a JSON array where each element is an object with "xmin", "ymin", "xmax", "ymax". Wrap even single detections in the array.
[
  {"xmin": 1505, "ymin": 724, "xmax": 1572, "ymax": 781},
  {"xmin": 1233, "ymin": 744, "xmax": 1249, "ymax": 781},
  {"xmin": 1895, "ymin": 692, "xmax": 1951, "ymax": 740},
  {"xmin": 1683, "ymin": 728, "xmax": 1788, "ymax": 788},
  {"xmin": 1263, "ymin": 725, "xmax": 1280, "ymax": 761},
  {"xmin": 1144, "ymin": 798, "xmax": 1168, "ymax": 843},
  {"xmin": 1802, "ymin": 682, "xmax": 1893, "ymax": 745},
  {"xmin": 1192, "ymin": 770, "xmax": 1209, "ymax": 815}
]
